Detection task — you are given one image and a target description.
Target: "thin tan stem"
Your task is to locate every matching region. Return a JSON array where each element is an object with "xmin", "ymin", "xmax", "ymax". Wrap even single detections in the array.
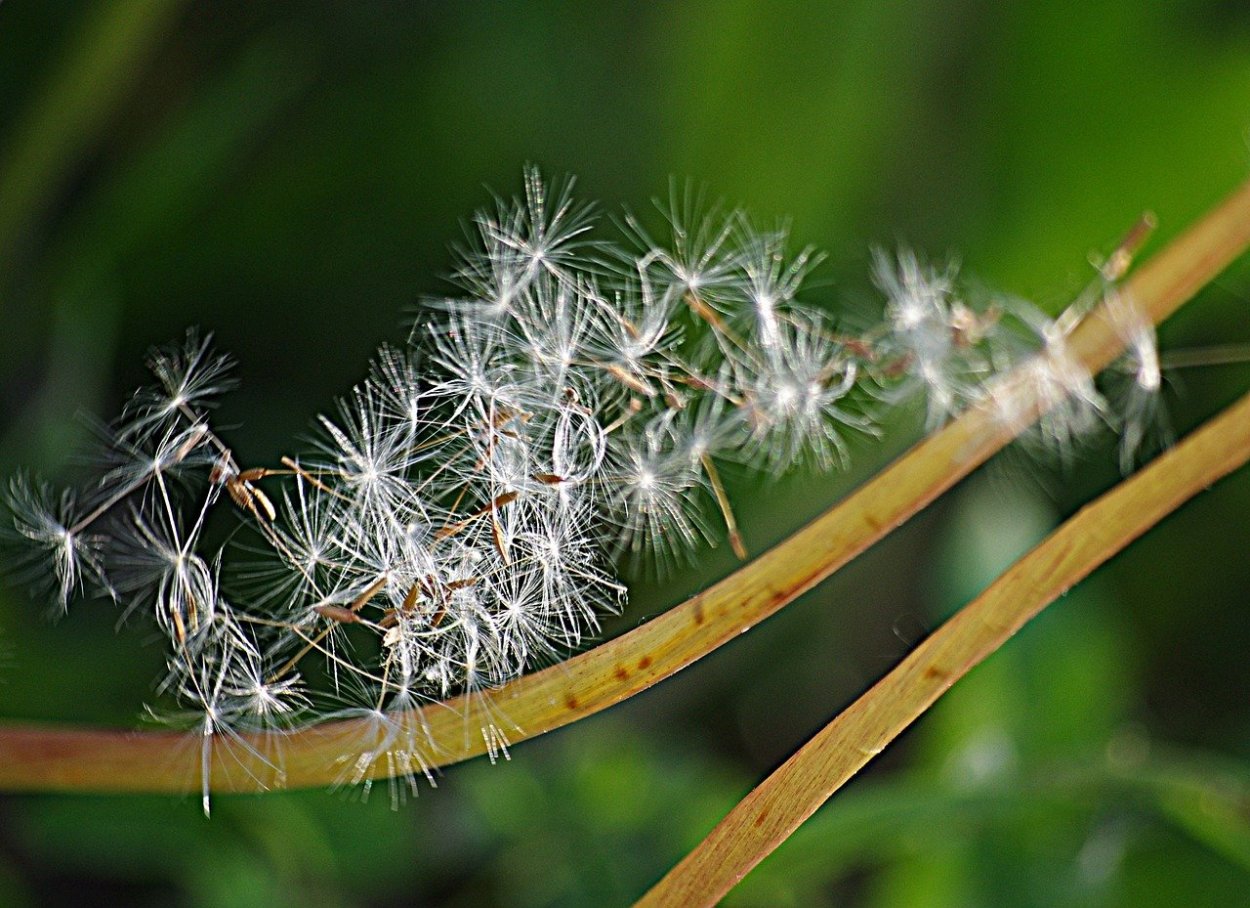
[
  {"xmin": 639, "ymin": 385, "xmax": 1250, "ymax": 907},
  {"xmin": 700, "ymin": 453, "xmax": 747, "ymax": 560}
]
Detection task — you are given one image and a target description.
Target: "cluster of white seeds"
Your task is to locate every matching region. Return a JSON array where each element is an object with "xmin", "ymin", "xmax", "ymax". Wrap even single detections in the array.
[{"xmin": 3, "ymin": 169, "xmax": 1165, "ymax": 802}]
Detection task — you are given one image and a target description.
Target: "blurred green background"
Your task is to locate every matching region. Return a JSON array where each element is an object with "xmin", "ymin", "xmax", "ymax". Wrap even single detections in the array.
[{"xmin": 2, "ymin": 2, "xmax": 1250, "ymax": 905}]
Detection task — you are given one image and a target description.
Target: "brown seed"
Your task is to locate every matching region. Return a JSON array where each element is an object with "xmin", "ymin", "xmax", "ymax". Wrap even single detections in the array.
[{"xmin": 313, "ymin": 604, "xmax": 361, "ymax": 624}]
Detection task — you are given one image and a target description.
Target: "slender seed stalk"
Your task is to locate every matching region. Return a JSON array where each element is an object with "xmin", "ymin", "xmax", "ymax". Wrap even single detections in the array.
[{"xmin": 699, "ymin": 453, "xmax": 747, "ymax": 559}]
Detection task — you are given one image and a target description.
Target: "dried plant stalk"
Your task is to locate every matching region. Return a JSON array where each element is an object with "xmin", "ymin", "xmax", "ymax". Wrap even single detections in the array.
[
  {"xmin": 638, "ymin": 384, "xmax": 1250, "ymax": 908},
  {"xmin": 1, "ymin": 181, "xmax": 1249, "ymax": 795}
]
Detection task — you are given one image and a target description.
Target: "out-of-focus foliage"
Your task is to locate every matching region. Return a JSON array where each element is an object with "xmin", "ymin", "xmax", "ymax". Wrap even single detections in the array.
[{"xmin": 2, "ymin": 2, "xmax": 1249, "ymax": 905}]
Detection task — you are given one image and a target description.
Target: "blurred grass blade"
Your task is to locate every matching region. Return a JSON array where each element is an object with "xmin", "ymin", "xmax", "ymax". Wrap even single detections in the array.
[
  {"xmin": 1128, "ymin": 752, "xmax": 1250, "ymax": 872},
  {"xmin": 0, "ymin": 181, "xmax": 1248, "ymax": 796},
  {"xmin": 0, "ymin": 0, "xmax": 186, "ymax": 277},
  {"xmin": 637, "ymin": 386, "xmax": 1250, "ymax": 908},
  {"xmin": 0, "ymin": 35, "xmax": 315, "ymax": 466},
  {"xmin": 729, "ymin": 745, "xmax": 1250, "ymax": 901}
]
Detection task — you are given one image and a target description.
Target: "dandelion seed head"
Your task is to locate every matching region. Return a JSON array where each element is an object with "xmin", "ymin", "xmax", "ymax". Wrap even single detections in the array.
[{"xmin": 1, "ymin": 167, "xmax": 1175, "ymax": 804}]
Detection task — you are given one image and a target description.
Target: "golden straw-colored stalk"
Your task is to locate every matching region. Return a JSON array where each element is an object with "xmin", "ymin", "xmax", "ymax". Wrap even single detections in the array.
[
  {"xmin": 638, "ymin": 383, "xmax": 1250, "ymax": 908},
  {"xmin": 1, "ymin": 181, "xmax": 1249, "ymax": 795}
]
